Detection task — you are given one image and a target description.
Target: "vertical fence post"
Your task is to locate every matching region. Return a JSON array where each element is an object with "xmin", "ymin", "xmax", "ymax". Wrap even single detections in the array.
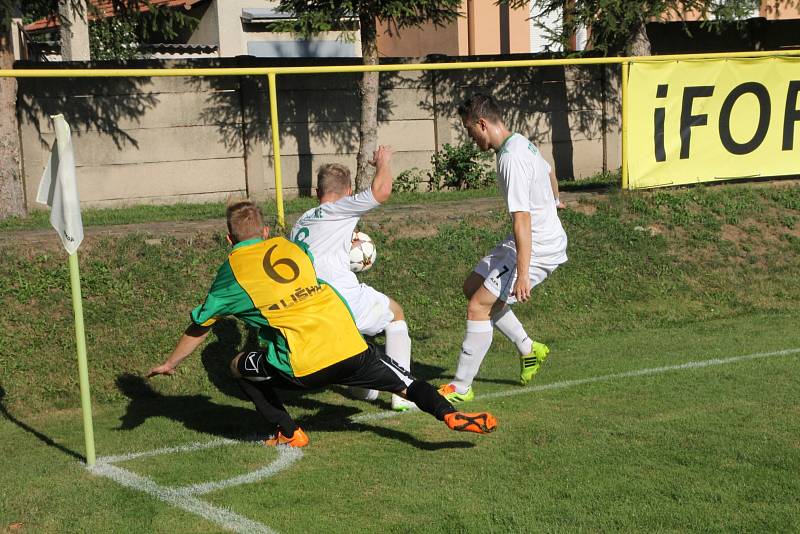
[
  {"xmin": 621, "ymin": 61, "xmax": 630, "ymax": 190},
  {"xmin": 267, "ymin": 72, "xmax": 285, "ymax": 230}
]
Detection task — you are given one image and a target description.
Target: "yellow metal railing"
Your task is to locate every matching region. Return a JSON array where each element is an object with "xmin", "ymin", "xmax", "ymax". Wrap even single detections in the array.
[{"xmin": 4, "ymin": 48, "xmax": 800, "ymax": 226}]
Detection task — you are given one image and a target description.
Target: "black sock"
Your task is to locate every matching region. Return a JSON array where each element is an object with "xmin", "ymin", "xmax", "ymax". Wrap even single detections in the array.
[
  {"xmin": 406, "ymin": 380, "xmax": 456, "ymax": 421},
  {"xmin": 237, "ymin": 378, "xmax": 298, "ymax": 436}
]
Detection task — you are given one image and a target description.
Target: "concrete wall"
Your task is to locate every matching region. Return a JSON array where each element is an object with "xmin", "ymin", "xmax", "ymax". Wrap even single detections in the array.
[{"xmin": 17, "ymin": 58, "xmax": 620, "ymax": 209}]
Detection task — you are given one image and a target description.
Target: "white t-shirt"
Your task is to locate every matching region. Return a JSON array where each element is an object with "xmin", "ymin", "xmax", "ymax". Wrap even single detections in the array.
[
  {"xmin": 290, "ymin": 188, "xmax": 380, "ymax": 295},
  {"xmin": 496, "ymin": 133, "xmax": 568, "ymax": 265}
]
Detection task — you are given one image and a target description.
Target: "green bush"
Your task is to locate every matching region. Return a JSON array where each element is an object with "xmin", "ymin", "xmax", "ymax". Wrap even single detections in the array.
[
  {"xmin": 394, "ymin": 167, "xmax": 426, "ymax": 193},
  {"xmin": 429, "ymin": 142, "xmax": 496, "ymax": 190}
]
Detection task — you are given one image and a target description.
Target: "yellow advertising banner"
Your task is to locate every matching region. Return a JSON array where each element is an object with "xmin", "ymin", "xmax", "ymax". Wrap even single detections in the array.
[{"xmin": 627, "ymin": 57, "xmax": 800, "ymax": 188}]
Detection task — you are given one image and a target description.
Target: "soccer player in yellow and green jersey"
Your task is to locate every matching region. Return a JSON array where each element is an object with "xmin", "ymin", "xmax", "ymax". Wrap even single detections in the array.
[{"xmin": 147, "ymin": 200, "xmax": 498, "ymax": 447}]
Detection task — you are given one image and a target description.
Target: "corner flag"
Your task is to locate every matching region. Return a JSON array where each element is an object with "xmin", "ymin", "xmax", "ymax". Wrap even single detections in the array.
[
  {"xmin": 36, "ymin": 114, "xmax": 95, "ymax": 467},
  {"xmin": 36, "ymin": 114, "xmax": 84, "ymax": 253}
]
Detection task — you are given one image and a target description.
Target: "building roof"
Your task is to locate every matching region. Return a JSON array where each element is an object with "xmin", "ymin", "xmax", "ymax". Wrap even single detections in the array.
[
  {"xmin": 240, "ymin": 8, "xmax": 295, "ymax": 22},
  {"xmin": 25, "ymin": 0, "xmax": 206, "ymax": 32}
]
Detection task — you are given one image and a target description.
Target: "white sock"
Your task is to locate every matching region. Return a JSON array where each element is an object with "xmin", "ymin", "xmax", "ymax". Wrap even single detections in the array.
[
  {"xmin": 385, "ymin": 320, "xmax": 411, "ymax": 371},
  {"xmin": 492, "ymin": 308, "xmax": 533, "ymax": 355},
  {"xmin": 452, "ymin": 320, "xmax": 493, "ymax": 393}
]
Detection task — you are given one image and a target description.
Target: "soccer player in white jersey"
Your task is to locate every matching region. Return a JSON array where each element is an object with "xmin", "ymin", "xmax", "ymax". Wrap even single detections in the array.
[
  {"xmin": 290, "ymin": 146, "xmax": 415, "ymax": 411},
  {"xmin": 438, "ymin": 94, "xmax": 568, "ymax": 402}
]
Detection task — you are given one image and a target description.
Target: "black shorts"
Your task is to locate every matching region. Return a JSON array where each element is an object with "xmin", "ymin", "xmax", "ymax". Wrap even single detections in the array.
[{"xmin": 236, "ymin": 341, "xmax": 414, "ymax": 393}]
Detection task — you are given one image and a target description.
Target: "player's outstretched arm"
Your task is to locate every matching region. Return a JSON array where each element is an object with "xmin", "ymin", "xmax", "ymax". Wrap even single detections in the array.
[
  {"xmin": 370, "ymin": 145, "xmax": 394, "ymax": 203},
  {"xmin": 146, "ymin": 323, "xmax": 211, "ymax": 378}
]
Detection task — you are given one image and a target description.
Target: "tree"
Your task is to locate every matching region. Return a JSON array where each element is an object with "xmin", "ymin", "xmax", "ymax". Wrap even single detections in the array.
[
  {"xmin": 506, "ymin": 0, "xmax": 761, "ymax": 56},
  {"xmin": 0, "ymin": 1, "xmax": 195, "ymax": 219},
  {"xmin": 0, "ymin": 1, "xmax": 33, "ymax": 218},
  {"xmin": 275, "ymin": 0, "xmax": 462, "ymax": 189}
]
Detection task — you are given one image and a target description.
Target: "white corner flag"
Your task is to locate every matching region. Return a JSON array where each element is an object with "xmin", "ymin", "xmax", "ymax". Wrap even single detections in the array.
[
  {"xmin": 35, "ymin": 114, "xmax": 95, "ymax": 467},
  {"xmin": 36, "ymin": 114, "xmax": 84, "ymax": 254}
]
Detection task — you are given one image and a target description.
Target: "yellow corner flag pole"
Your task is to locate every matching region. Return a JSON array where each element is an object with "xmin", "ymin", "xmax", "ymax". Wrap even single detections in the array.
[
  {"xmin": 37, "ymin": 114, "xmax": 96, "ymax": 466},
  {"xmin": 69, "ymin": 252, "xmax": 95, "ymax": 466}
]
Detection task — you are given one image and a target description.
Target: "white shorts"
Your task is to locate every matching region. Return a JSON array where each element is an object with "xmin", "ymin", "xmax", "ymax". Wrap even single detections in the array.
[
  {"xmin": 473, "ymin": 236, "xmax": 563, "ymax": 305},
  {"xmin": 346, "ymin": 283, "xmax": 394, "ymax": 336}
]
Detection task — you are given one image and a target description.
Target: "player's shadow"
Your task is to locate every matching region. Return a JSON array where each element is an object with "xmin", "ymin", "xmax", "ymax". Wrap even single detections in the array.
[
  {"xmin": 115, "ymin": 374, "xmax": 473, "ymax": 451},
  {"xmin": 198, "ymin": 324, "xmax": 472, "ymax": 449},
  {"xmin": 409, "ymin": 359, "xmax": 518, "ymax": 386},
  {"xmin": 115, "ymin": 373, "xmax": 264, "ymax": 440},
  {"xmin": 0, "ymin": 384, "xmax": 85, "ymax": 462},
  {"xmin": 474, "ymin": 376, "xmax": 521, "ymax": 386},
  {"xmin": 200, "ymin": 319, "xmax": 260, "ymax": 401},
  {"xmin": 116, "ymin": 320, "xmax": 474, "ymax": 450},
  {"xmin": 282, "ymin": 390, "xmax": 475, "ymax": 452},
  {"xmin": 428, "ymin": 373, "xmax": 521, "ymax": 387},
  {"xmin": 405, "ymin": 360, "xmax": 449, "ymax": 382}
]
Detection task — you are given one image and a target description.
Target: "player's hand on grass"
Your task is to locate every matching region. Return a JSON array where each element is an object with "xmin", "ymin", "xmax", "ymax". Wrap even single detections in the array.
[
  {"xmin": 369, "ymin": 145, "xmax": 393, "ymax": 168},
  {"xmin": 145, "ymin": 363, "xmax": 176, "ymax": 378},
  {"xmin": 513, "ymin": 276, "xmax": 531, "ymax": 303}
]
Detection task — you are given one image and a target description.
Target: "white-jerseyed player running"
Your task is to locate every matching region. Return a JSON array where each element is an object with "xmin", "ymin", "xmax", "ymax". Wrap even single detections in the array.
[
  {"xmin": 438, "ymin": 93, "xmax": 568, "ymax": 403},
  {"xmin": 290, "ymin": 146, "xmax": 415, "ymax": 411}
]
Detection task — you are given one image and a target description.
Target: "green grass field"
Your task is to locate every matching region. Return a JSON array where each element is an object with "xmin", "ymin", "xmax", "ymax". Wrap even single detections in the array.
[{"xmin": 1, "ymin": 182, "xmax": 799, "ymax": 533}]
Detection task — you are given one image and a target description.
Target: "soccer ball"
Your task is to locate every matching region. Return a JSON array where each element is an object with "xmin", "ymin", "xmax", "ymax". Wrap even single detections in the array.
[{"xmin": 350, "ymin": 231, "xmax": 377, "ymax": 273}]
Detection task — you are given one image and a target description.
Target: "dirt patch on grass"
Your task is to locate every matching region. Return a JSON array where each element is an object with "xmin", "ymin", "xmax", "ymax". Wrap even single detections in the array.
[
  {"xmin": 570, "ymin": 200, "xmax": 598, "ymax": 216},
  {"xmin": 1, "ymin": 191, "xmax": 605, "ymax": 248},
  {"xmin": 720, "ymin": 223, "xmax": 748, "ymax": 243}
]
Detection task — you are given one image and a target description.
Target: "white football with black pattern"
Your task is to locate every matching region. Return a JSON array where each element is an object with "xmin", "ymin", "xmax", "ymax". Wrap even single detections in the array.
[{"xmin": 350, "ymin": 231, "xmax": 377, "ymax": 273}]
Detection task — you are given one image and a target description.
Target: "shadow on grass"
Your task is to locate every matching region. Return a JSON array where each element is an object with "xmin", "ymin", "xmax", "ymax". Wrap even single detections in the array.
[
  {"xmin": 200, "ymin": 320, "xmax": 260, "ymax": 402},
  {"xmin": 195, "ymin": 323, "xmax": 473, "ymax": 449},
  {"xmin": 115, "ymin": 373, "xmax": 264, "ymax": 440},
  {"xmin": 115, "ymin": 374, "xmax": 474, "ymax": 451},
  {"xmin": 0, "ymin": 385, "xmax": 85, "ymax": 462},
  {"xmin": 116, "ymin": 318, "xmax": 475, "ymax": 449},
  {"xmin": 426, "ymin": 364, "xmax": 519, "ymax": 387},
  {"xmin": 405, "ymin": 360, "xmax": 450, "ymax": 383}
]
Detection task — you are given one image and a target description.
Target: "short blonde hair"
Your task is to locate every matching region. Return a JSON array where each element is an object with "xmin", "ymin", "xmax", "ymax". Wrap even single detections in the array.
[
  {"xmin": 316, "ymin": 163, "xmax": 352, "ymax": 197},
  {"xmin": 226, "ymin": 199, "xmax": 264, "ymax": 243}
]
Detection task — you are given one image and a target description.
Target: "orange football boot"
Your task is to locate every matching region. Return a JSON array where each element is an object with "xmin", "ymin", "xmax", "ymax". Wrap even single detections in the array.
[
  {"xmin": 444, "ymin": 412, "xmax": 497, "ymax": 434},
  {"xmin": 264, "ymin": 428, "xmax": 310, "ymax": 448}
]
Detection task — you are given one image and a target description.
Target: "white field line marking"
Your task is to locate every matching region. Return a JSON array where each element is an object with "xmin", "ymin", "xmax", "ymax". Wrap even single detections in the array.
[
  {"xmin": 351, "ymin": 347, "xmax": 800, "ymax": 423},
  {"xmin": 90, "ymin": 461, "xmax": 277, "ymax": 534},
  {"xmin": 92, "ymin": 443, "xmax": 301, "ymax": 533},
  {"xmin": 176, "ymin": 446, "xmax": 303, "ymax": 496},
  {"xmin": 98, "ymin": 437, "xmax": 236, "ymax": 464}
]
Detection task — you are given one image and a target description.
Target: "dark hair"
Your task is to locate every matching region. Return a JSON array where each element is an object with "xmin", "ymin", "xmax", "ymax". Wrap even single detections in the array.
[
  {"xmin": 316, "ymin": 163, "xmax": 352, "ymax": 197},
  {"xmin": 226, "ymin": 199, "xmax": 264, "ymax": 243},
  {"xmin": 457, "ymin": 93, "xmax": 503, "ymax": 124}
]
